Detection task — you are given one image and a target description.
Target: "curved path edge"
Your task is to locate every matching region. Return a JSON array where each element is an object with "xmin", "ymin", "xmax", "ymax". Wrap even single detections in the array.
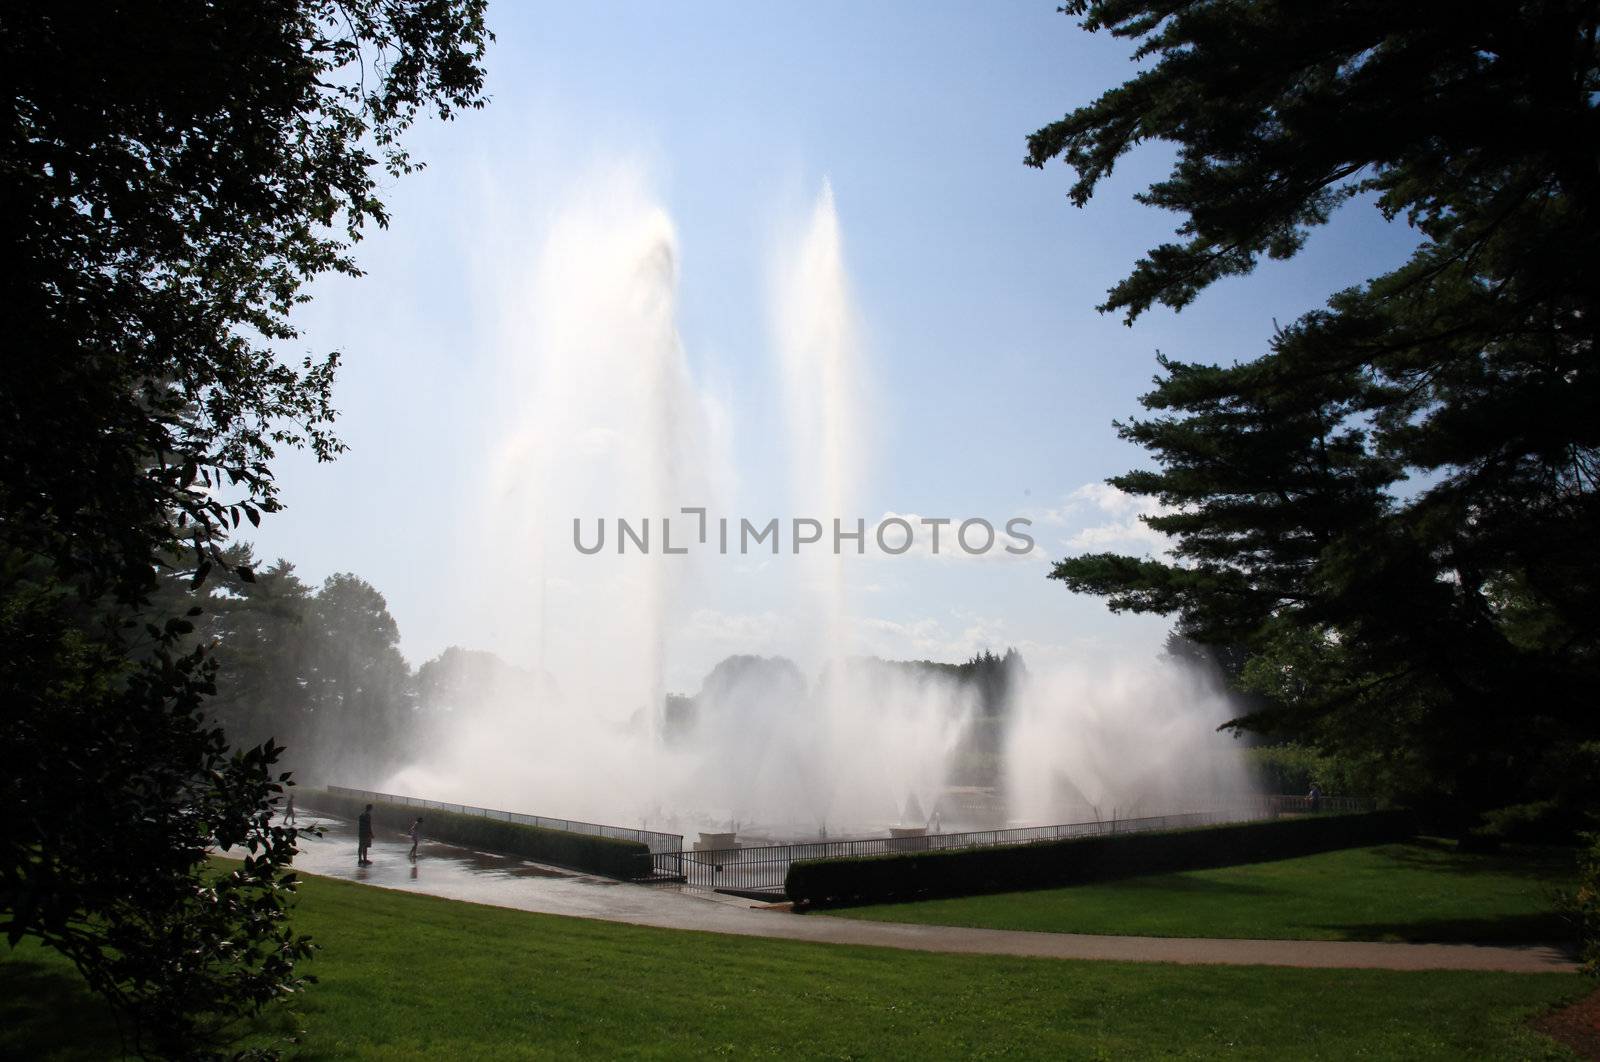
[
  {"xmin": 286, "ymin": 816, "xmax": 1576, "ymax": 974},
  {"xmin": 294, "ymin": 865, "xmax": 1576, "ymax": 974}
]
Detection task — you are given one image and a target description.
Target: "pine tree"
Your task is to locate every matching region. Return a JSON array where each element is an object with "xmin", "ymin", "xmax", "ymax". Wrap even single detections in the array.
[{"xmin": 1032, "ymin": 1, "xmax": 1600, "ymax": 825}]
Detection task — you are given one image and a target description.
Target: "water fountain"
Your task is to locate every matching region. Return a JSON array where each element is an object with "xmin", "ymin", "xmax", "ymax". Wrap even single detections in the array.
[{"xmin": 386, "ymin": 170, "xmax": 1252, "ymax": 842}]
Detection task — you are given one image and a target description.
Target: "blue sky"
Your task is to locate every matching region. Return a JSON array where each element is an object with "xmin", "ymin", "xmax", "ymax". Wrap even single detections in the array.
[{"xmin": 253, "ymin": 3, "xmax": 1421, "ymax": 690}]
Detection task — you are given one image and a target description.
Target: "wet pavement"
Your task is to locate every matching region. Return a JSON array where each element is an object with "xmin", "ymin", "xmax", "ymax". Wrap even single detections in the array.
[
  {"xmin": 290, "ymin": 809, "xmax": 697, "ymax": 923},
  {"xmin": 288, "ymin": 807, "xmax": 1578, "ymax": 974}
]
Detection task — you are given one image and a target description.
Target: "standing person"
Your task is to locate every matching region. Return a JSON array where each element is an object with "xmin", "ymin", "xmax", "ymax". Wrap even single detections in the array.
[
  {"xmin": 357, "ymin": 803, "xmax": 374, "ymax": 866},
  {"xmin": 407, "ymin": 816, "xmax": 423, "ymax": 861},
  {"xmin": 1308, "ymin": 783, "xmax": 1323, "ymax": 813},
  {"xmin": 285, "ymin": 794, "xmax": 296, "ymax": 826}
]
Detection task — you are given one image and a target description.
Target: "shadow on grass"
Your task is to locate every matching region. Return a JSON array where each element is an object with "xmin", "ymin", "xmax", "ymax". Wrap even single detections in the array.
[
  {"xmin": 1308, "ymin": 911, "xmax": 1577, "ymax": 945},
  {"xmin": 1376, "ymin": 838, "xmax": 1577, "ymax": 880},
  {"xmin": 0, "ymin": 950, "xmax": 124, "ymax": 1061},
  {"xmin": 0, "ymin": 944, "xmax": 312, "ymax": 1061},
  {"xmin": 1100, "ymin": 874, "xmax": 1282, "ymax": 898},
  {"xmin": 839, "ymin": 873, "xmax": 1287, "ymax": 911}
]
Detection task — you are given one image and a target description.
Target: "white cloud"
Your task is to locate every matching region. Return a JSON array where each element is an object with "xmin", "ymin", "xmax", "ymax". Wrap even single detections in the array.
[
  {"xmin": 1036, "ymin": 482, "xmax": 1171, "ymax": 556},
  {"xmin": 849, "ymin": 610, "xmax": 1016, "ymax": 662}
]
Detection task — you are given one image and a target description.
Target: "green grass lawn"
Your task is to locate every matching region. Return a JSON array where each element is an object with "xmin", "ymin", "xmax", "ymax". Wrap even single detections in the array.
[
  {"xmin": 0, "ymin": 864, "xmax": 1589, "ymax": 1060},
  {"xmin": 832, "ymin": 838, "xmax": 1577, "ymax": 943}
]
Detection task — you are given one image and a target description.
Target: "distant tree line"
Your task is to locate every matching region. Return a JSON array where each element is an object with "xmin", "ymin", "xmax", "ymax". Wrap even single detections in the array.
[
  {"xmin": 659, "ymin": 648, "xmax": 1028, "ymax": 789},
  {"xmin": 151, "ymin": 553, "xmax": 1041, "ymax": 794},
  {"xmin": 150, "ymin": 546, "xmax": 570, "ymax": 790},
  {"xmin": 160, "ymin": 553, "xmax": 1035, "ymax": 795},
  {"xmin": 875, "ymin": 649, "xmax": 1027, "ymax": 787},
  {"xmin": 148, "ymin": 545, "xmax": 416, "ymax": 786}
]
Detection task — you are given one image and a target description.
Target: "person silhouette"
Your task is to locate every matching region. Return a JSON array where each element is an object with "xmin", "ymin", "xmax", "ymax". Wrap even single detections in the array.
[
  {"xmin": 357, "ymin": 804, "xmax": 374, "ymax": 866},
  {"xmin": 285, "ymin": 794, "xmax": 296, "ymax": 826},
  {"xmin": 408, "ymin": 816, "xmax": 423, "ymax": 860}
]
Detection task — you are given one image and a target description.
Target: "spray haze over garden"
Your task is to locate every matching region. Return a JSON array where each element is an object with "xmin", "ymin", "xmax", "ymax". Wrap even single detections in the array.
[
  {"xmin": 326, "ymin": 170, "xmax": 1255, "ymax": 839},
  {"xmin": 12, "ymin": 2, "xmax": 1600, "ymax": 1056}
]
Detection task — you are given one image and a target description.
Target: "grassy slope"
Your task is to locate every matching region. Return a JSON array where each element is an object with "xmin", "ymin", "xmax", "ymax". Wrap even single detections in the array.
[
  {"xmin": 833, "ymin": 839, "xmax": 1576, "ymax": 943},
  {"xmin": 0, "ymin": 866, "xmax": 1587, "ymax": 1060}
]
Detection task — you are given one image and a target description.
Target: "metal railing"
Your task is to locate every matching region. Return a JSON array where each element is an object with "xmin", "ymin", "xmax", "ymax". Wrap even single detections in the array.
[
  {"xmin": 652, "ymin": 810, "xmax": 1227, "ymax": 896},
  {"xmin": 650, "ymin": 796, "xmax": 1375, "ymax": 896},
  {"xmin": 323, "ymin": 785, "xmax": 684, "ymax": 855}
]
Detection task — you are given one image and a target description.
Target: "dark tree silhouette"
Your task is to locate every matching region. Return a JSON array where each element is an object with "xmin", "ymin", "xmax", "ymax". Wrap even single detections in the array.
[
  {"xmin": 1032, "ymin": 1, "xmax": 1599, "ymax": 825},
  {"xmin": 0, "ymin": 2, "xmax": 490, "ymax": 1053}
]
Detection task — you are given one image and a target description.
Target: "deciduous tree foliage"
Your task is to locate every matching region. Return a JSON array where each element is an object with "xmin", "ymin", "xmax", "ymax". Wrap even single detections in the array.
[
  {"xmin": 0, "ymin": 1, "xmax": 489, "ymax": 1054},
  {"xmin": 4, "ymin": 0, "xmax": 489, "ymax": 597},
  {"xmin": 161, "ymin": 551, "xmax": 416, "ymax": 785},
  {"xmin": 1032, "ymin": 1, "xmax": 1599, "ymax": 824}
]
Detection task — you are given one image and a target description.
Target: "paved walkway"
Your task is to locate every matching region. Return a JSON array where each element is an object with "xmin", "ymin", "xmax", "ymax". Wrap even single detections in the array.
[{"xmin": 290, "ymin": 810, "xmax": 1577, "ymax": 974}]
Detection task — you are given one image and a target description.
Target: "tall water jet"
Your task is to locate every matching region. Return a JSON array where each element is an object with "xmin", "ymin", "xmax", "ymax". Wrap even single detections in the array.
[
  {"xmin": 775, "ymin": 180, "xmax": 860, "ymax": 666},
  {"xmin": 774, "ymin": 180, "xmax": 870, "ymax": 827},
  {"xmin": 431, "ymin": 168, "xmax": 714, "ymax": 822}
]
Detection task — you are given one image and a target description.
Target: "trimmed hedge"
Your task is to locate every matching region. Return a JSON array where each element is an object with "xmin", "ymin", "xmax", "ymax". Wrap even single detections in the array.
[
  {"xmin": 304, "ymin": 790, "xmax": 651, "ymax": 880},
  {"xmin": 785, "ymin": 810, "xmax": 1416, "ymax": 908}
]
